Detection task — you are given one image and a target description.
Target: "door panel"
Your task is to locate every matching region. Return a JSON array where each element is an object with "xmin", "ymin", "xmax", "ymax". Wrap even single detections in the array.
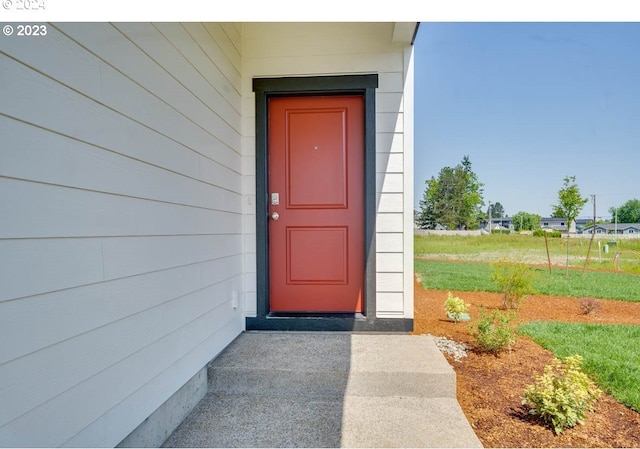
[
  {"xmin": 287, "ymin": 227, "xmax": 347, "ymax": 284},
  {"xmin": 268, "ymin": 95, "xmax": 364, "ymax": 312}
]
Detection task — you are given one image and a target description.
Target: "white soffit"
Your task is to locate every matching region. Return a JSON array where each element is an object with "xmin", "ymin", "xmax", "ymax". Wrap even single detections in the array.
[{"xmin": 392, "ymin": 22, "xmax": 419, "ymax": 44}]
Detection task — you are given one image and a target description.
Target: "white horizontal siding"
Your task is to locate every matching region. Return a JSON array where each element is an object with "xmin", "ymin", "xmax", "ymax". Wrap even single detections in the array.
[
  {"xmin": 0, "ymin": 22, "xmax": 245, "ymax": 447},
  {"xmin": 377, "ymin": 292, "xmax": 405, "ymax": 315},
  {"xmin": 376, "ymin": 233, "xmax": 404, "ymax": 253},
  {"xmin": 402, "ymin": 45, "xmax": 415, "ymax": 319},
  {"xmin": 378, "ymin": 193, "xmax": 404, "ymax": 213},
  {"xmin": 376, "ymin": 92, "xmax": 404, "ymax": 113},
  {"xmin": 0, "ymin": 264, "xmax": 200, "ymax": 364},
  {"xmin": 377, "ymin": 132, "xmax": 405, "ymax": 154},
  {"xmin": 1, "ymin": 178, "xmax": 241, "ymax": 239},
  {"xmin": 0, "ymin": 61, "xmax": 202, "ymax": 180},
  {"xmin": 377, "ymin": 213, "xmax": 404, "ymax": 232},
  {"xmin": 379, "ymin": 38, "xmax": 409, "ymax": 313},
  {"xmin": 0, "ymin": 239, "xmax": 105, "ymax": 303},
  {"xmin": 0, "ymin": 280, "xmax": 234, "ymax": 428},
  {"xmin": 376, "ymin": 152, "xmax": 404, "ymax": 173},
  {"xmin": 377, "ymin": 273, "xmax": 404, "ymax": 292},
  {"xmin": 377, "ymin": 173, "xmax": 404, "ymax": 193},
  {"xmin": 1, "ymin": 290, "xmax": 242, "ymax": 447},
  {"xmin": 377, "ymin": 253, "xmax": 404, "ymax": 272},
  {"xmin": 378, "ymin": 71, "xmax": 406, "ymax": 93},
  {"xmin": 243, "ymin": 53, "xmax": 403, "ymax": 79},
  {"xmin": 376, "ymin": 112, "xmax": 404, "ymax": 133},
  {"xmin": 102, "ymin": 236, "xmax": 242, "ymax": 280},
  {"xmin": 65, "ymin": 318, "xmax": 243, "ymax": 447},
  {"xmin": 0, "ymin": 118, "xmax": 242, "ymax": 208}
]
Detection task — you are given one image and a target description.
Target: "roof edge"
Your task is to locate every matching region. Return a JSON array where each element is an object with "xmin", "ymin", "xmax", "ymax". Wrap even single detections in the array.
[{"xmin": 392, "ymin": 22, "xmax": 419, "ymax": 45}]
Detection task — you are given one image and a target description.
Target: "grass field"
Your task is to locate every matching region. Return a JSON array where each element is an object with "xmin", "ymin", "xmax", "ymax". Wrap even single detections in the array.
[
  {"xmin": 519, "ymin": 322, "xmax": 640, "ymax": 412},
  {"xmin": 414, "ymin": 233, "xmax": 640, "ymax": 274},
  {"xmin": 414, "ymin": 259, "xmax": 640, "ymax": 302}
]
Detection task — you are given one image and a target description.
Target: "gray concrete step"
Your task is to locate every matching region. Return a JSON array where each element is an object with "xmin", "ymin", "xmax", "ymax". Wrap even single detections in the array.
[
  {"xmin": 162, "ymin": 332, "xmax": 483, "ymax": 448},
  {"xmin": 209, "ymin": 332, "xmax": 456, "ymax": 399}
]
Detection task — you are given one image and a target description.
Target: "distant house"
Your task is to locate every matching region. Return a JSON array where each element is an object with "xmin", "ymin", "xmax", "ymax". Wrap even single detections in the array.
[
  {"xmin": 482, "ymin": 217, "xmax": 513, "ymax": 231},
  {"xmin": 480, "ymin": 217, "xmax": 592, "ymax": 233},
  {"xmin": 626, "ymin": 225, "xmax": 640, "ymax": 234},
  {"xmin": 582, "ymin": 223, "xmax": 640, "ymax": 235},
  {"xmin": 540, "ymin": 217, "xmax": 569, "ymax": 232},
  {"xmin": 538, "ymin": 217, "xmax": 590, "ymax": 233},
  {"xmin": 582, "ymin": 224, "xmax": 609, "ymax": 234}
]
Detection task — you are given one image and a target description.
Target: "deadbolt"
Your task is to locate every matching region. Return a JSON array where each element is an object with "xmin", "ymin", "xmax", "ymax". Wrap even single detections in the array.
[{"xmin": 271, "ymin": 212, "xmax": 280, "ymax": 221}]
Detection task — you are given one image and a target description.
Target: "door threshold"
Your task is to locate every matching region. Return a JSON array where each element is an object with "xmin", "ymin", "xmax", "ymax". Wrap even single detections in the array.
[
  {"xmin": 246, "ymin": 315, "xmax": 413, "ymax": 332},
  {"xmin": 267, "ymin": 312, "xmax": 367, "ymax": 319}
]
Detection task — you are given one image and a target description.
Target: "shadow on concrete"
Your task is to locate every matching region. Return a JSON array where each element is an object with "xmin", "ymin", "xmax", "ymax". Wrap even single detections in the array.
[
  {"xmin": 162, "ymin": 332, "xmax": 351, "ymax": 447},
  {"xmin": 162, "ymin": 331, "xmax": 483, "ymax": 448}
]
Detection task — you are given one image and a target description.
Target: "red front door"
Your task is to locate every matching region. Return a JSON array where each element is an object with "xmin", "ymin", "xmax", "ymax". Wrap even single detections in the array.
[{"xmin": 268, "ymin": 95, "xmax": 364, "ymax": 312}]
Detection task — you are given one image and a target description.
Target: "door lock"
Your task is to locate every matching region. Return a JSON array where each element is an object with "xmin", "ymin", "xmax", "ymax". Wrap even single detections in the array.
[{"xmin": 271, "ymin": 193, "xmax": 280, "ymax": 205}]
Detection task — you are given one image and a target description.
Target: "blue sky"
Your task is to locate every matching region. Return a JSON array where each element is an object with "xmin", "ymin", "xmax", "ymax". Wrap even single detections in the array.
[{"xmin": 413, "ymin": 22, "xmax": 640, "ymax": 220}]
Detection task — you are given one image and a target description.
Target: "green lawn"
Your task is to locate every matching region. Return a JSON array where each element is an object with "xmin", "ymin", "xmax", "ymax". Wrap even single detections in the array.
[
  {"xmin": 414, "ymin": 233, "xmax": 640, "ymax": 274},
  {"xmin": 414, "ymin": 259, "xmax": 640, "ymax": 302},
  {"xmin": 519, "ymin": 322, "xmax": 640, "ymax": 412},
  {"xmin": 413, "ymin": 233, "xmax": 640, "ymax": 415}
]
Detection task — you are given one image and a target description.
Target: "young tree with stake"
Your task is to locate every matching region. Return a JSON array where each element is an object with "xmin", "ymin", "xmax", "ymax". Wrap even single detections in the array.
[{"xmin": 552, "ymin": 176, "xmax": 588, "ymax": 276}]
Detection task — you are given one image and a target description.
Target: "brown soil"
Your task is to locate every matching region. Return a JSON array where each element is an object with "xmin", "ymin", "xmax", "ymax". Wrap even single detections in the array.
[{"xmin": 412, "ymin": 278, "xmax": 640, "ymax": 448}]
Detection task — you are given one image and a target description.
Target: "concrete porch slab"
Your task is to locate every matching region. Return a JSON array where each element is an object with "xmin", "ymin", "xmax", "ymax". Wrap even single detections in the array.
[{"xmin": 162, "ymin": 331, "xmax": 482, "ymax": 448}]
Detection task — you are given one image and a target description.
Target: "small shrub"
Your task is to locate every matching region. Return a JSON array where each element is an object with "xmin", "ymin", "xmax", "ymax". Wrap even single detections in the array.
[
  {"xmin": 534, "ymin": 229, "xmax": 562, "ymax": 238},
  {"xmin": 491, "ymin": 261, "xmax": 536, "ymax": 309},
  {"xmin": 469, "ymin": 307, "xmax": 517, "ymax": 354},
  {"xmin": 578, "ymin": 297, "xmax": 602, "ymax": 315},
  {"xmin": 522, "ymin": 355, "xmax": 602, "ymax": 435},
  {"xmin": 444, "ymin": 292, "xmax": 470, "ymax": 322}
]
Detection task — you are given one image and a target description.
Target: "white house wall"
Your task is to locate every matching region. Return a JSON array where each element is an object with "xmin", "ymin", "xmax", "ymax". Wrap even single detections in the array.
[
  {"xmin": 0, "ymin": 22, "xmax": 244, "ymax": 447},
  {"xmin": 241, "ymin": 23, "xmax": 414, "ymax": 319}
]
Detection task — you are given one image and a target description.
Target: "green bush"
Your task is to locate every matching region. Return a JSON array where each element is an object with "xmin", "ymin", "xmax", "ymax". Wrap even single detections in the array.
[
  {"xmin": 533, "ymin": 229, "xmax": 562, "ymax": 238},
  {"xmin": 444, "ymin": 292, "xmax": 470, "ymax": 322},
  {"xmin": 469, "ymin": 307, "xmax": 517, "ymax": 354},
  {"xmin": 521, "ymin": 355, "xmax": 602, "ymax": 435},
  {"xmin": 491, "ymin": 261, "xmax": 535, "ymax": 309}
]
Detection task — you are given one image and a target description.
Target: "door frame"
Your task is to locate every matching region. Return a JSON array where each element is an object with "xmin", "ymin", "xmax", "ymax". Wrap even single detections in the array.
[{"xmin": 247, "ymin": 74, "xmax": 411, "ymax": 332}]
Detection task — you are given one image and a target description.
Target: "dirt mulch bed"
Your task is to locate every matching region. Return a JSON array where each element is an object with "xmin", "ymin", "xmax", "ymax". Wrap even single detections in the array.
[{"xmin": 412, "ymin": 278, "xmax": 640, "ymax": 448}]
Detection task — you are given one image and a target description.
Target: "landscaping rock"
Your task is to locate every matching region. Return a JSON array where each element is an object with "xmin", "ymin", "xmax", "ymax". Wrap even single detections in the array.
[{"xmin": 428, "ymin": 335, "xmax": 469, "ymax": 362}]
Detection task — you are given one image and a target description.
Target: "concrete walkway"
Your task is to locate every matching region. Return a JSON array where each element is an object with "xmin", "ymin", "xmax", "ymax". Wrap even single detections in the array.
[{"xmin": 163, "ymin": 332, "xmax": 482, "ymax": 448}]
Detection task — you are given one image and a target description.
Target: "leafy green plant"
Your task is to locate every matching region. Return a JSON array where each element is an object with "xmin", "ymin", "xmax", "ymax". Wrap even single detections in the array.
[
  {"xmin": 469, "ymin": 307, "xmax": 517, "ymax": 354},
  {"xmin": 491, "ymin": 261, "xmax": 535, "ymax": 309},
  {"xmin": 533, "ymin": 229, "xmax": 562, "ymax": 238},
  {"xmin": 444, "ymin": 292, "xmax": 470, "ymax": 322},
  {"xmin": 521, "ymin": 355, "xmax": 602, "ymax": 435}
]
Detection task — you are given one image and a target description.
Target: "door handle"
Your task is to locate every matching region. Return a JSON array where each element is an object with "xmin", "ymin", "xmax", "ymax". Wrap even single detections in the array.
[{"xmin": 271, "ymin": 212, "xmax": 280, "ymax": 221}]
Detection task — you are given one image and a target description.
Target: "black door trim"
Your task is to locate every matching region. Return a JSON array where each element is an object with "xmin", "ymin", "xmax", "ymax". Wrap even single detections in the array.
[{"xmin": 247, "ymin": 74, "xmax": 412, "ymax": 332}]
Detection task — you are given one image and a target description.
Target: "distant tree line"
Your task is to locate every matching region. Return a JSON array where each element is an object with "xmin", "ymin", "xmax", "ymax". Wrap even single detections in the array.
[
  {"xmin": 415, "ymin": 161, "xmax": 639, "ymax": 231},
  {"xmin": 610, "ymin": 199, "xmax": 640, "ymax": 223}
]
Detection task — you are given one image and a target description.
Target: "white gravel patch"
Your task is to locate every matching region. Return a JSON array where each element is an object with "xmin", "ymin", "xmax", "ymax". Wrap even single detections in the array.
[{"xmin": 428, "ymin": 335, "xmax": 469, "ymax": 362}]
